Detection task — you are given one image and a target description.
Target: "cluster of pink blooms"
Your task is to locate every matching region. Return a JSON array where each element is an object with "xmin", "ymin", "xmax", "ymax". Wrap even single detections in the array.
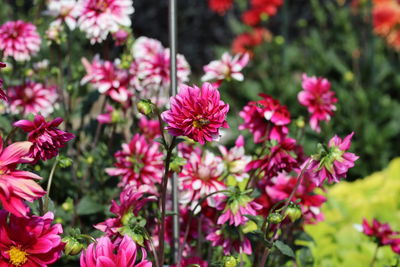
[
  {"xmin": 298, "ymin": 74, "xmax": 337, "ymax": 132},
  {"xmin": 8, "ymin": 81, "xmax": 58, "ymax": 116},
  {"xmin": 130, "ymin": 37, "xmax": 191, "ymax": 102},
  {"xmin": 201, "ymin": 52, "xmax": 250, "ymax": 85},
  {"xmin": 0, "ymin": 20, "xmax": 41, "ymax": 61},
  {"xmin": 76, "ymin": 0, "xmax": 134, "ymax": 44},
  {"xmin": 362, "ymin": 218, "xmax": 400, "ymax": 254}
]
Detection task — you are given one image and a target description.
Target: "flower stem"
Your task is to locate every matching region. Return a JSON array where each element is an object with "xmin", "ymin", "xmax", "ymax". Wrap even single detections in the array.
[
  {"xmin": 369, "ymin": 244, "xmax": 380, "ymax": 267},
  {"xmin": 44, "ymin": 157, "xmax": 59, "ymax": 212}
]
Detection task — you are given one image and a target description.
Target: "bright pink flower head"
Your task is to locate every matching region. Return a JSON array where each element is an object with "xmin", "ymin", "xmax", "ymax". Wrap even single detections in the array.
[
  {"xmin": 298, "ymin": 74, "xmax": 337, "ymax": 132},
  {"xmin": 307, "ymin": 132, "xmax": 359, "ymax": 186},
  {"xmin": 266, "ymin": 173, "xmax": 326, "ymax": 224},
  {"xmin": 218, "ymin": 135, "xmax": 252, "ymax": 182},
  {"xmin": 0, "ymin": 211, "xmax": 64, "ymax": 266},
  {"xmin": 216, "ymin": 189, "xmax": 262, "ymax": 226},
  {"xmin": 82, "ymin": 56, "xmax": 133, "ymax": 103},
  {"xmin": 362, "ymin": 218, "xmax": 400, "ymax": 254},
  {"xmin": 77, "ymin": 0, "xmax": 134, "ymax": 44},
  {"xmin": 113, "ymin": 29, "xmax": 129, "ymax": 46},
  {"xmin": 131, "ymin": 37, "xmax": 191, "ymax": 98},
  {"xmin": 202, "ymin": 52, "xmax": 249, "ymax": 83},
  {"xmin": 0, "ymin": 137, "xmax": 46, "ymax": 217},
  {"xmin": 208, "ymin": 0, "xmax": 233, "ymax": 14},
  {"xmin": 239, "ymin": 93, "xmax": 290, "ymax": 144},
  {"xmin": 46, "ymin": 0, "xmax": 79, "ymax": 30},
  {"xmin": 80, "ymin": 235, "xmax": 152, "ymax": 267},
  {"xmin": 246, "ymin": 138, "xmax": 300, "ymax": 179},
  {"xmin": 95, "ymin": 185, "xmax": 156, "ymax": 237},
  {"xmin": 106, "ymin": 134, "xmax": 164, "ymax": 190},
  {"xmin": 162, "ymin": 83, "xmax": 229, "ymax": 144},
  {"xmin": 179, "ymin": 150, "xmax": 226, "ymax": 207},
  {"xmin": 0, "ymin": 20, "xmax": 41, "ymax": 62},
  {"xmin": 14, "ymin": 115, "xmax": 75, "ymax": 162},
  {"xmin": 138, "ymin": 116, "xmax": 161, "ymax": 140},
  {"xmin": 0, "ymin": 62, "xmax": 6, "ymax": 101},
  {"xmin": 206, "ymin": 225, "xmax": 252, "ymax": 255},
  {"xmin": 8, "ymin": 81, "xmax": 58, "ymax": 116}
]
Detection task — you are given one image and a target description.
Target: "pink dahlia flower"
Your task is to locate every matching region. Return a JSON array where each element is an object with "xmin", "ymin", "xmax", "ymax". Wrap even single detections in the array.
[
  {"xmin": 0, "ymin": 211, "xmax": 64, "ymax": 266},
  {"xmin": 106, "ymin": 134, "xmax": 164, "ymax": 190},
  {"xmin": 362, "ymin": 218, "xmax": 400, "ymax": 254},
  {"xmin": 0, "ymin": 20, "xmax": 41, "ymax": 61},
  {"xmin": 8, "ymin": 81, "xmax": 58, "ymax": 116},
  {"xmin": 80, "ymin": 235, "xmax": 152, "ymax": 267},
  {"xmin": 266, "ymin": 173, "xmax": 326, "ymax": 224},
  {"xmin": 0, "ymin": 137, "xmax": 46, "ymax": 217},
  {"xmin": 82, "ymin": 56, "xmax": 133, "ymax": 103},
  {"xmin": 113, "ymin": 28, "xmax": 130, "ymax": 46},
  {"xmin": 95, "ymin": 185, "xmax": 156, "ymax": 237},
  {"xmin": 77, "ymin": 0, "xmax": 134, "ymax": 44},
  {"xmin": 14, "ymin": 115, "xmax": 75, "ymax": 162},
  {"xmin": 130, "ymin": 37, "xmax": 191, "ymax": 95},
  {"xmin": 239, "ymin": 93, "xmax": 290, "ymax": 144},
  {"xmin": 307, "ymin": 132, "xmax": 359, "ymax": 186},
  {"xmin": 216, "ymin": 189, "xmax": 262, "ymax": 226},
  {"xmin": 161, "ymin": 83, "xmax": 229, "ymax": 144},
  {"xmin": 298, "ymin": 74, "xmax": 337, "ymax": 132},
  {"xmin": 202, "ymin": 52, "xmax": 249, "ymax": 83},
  {"xmin": 179, "ymin": 150, "xmax": 226, "ymax": 207},
  {"xmin": 138, "ymin": 116, "xmax": 161, "ymax": 140},
  {"xmin": 0, "ymin": 62, "xmax": 6, "ymax": 101},
  {"xmin": 206, "ymin": 226, "xmax": 252, "ymax": 255},
  {"xmin": 46, "ymin": 0, "xmax": 79, "ymax": 30},
  {"xmin": 245, "ymin": 138, "xmax": 300, "ymax": 179},
  {"xmin": 218, "ymin": 135, "xmax": 251, "ymax": 182}
]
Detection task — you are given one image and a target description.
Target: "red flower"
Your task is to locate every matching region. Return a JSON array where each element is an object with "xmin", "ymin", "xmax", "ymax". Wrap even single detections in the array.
[
  {"xmin": 0, "ymin": 211, "xmax": 64, "ymax": 266},
  {"xmin": 232, "ymin": 28, "xmax": 272, "ymax": 56},
  {"xmin": 362, "ymin": 218, "xmax": 400, "ymax": 254},
  {"xmin": 242, "ymin": 0, "xmax": 283, "ymax": 26},
  {"xmin": 239, "ymin": 93, "xmax": 290, "ymax": 144},
  {"xmin": 14, "ymin": 115, "xmax": 75, "ymax": 162},
  {"xmin": 161, "ymin": 83, "xmax": 229, "ymax": 145},
  {"xmin": 208, "ymin": 0, "xmax": 233, "ymax": 15}
]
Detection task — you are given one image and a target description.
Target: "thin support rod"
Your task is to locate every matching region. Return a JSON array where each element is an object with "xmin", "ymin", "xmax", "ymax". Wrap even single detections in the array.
[{"xmin": 169, "ymin": 0, "xmax": 180, "ymax": 264}]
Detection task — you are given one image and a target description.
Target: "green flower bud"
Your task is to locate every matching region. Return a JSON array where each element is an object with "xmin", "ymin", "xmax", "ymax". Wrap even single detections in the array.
[
  {"xmin": 285, "ymin": 204, "xmax": 302, "ymax": 222},
  {"xmin": 242, "ymin": 220, "xmax": 258, "ymax": 234},
  {"xmin": 62, "ymin": 237, "xmax": 84, "ymax": 256},
  {"xmin": 268, "ymin": 213, "xmax": 283, "ymax": 224},
  {"xmin": 137, "ymin": 100, "xmax": 154, "ymax": 115},
  {"xmin": 224, "ymin": 256, "xmax": 238, "ymax": 267}
]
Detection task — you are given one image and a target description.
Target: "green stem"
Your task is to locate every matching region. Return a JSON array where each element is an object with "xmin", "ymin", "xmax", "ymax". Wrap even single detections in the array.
[
  {"xmin": 44, "ymin": 157, "xmax": 59, "ymax": 212},
  {"xmin": 369, "ymin": 244, "xmax": 379, "ymax": 267}
]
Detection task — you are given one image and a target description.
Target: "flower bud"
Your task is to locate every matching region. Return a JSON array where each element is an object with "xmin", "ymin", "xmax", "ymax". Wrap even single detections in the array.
[
  {"xmin": 285, "ymin": 204, "xmax": 302, "ymax": 222},
  {"xmin": 242, "ymin": 220, "xmax": 258, "ymax": 234},
  {"xmin": 62, "ymin": 236, "xmax": 84, "ymax": 256},
  {"xmin": 137, "ymin": 100, "xmax": 154, "ymax": 115},
  {"xmin": 268, "ymin": 213, "xmax": 283, "ymax": 224},
  {"xmin": 224, "ymin": 256, "xmax": 237, "ymax": 267}
]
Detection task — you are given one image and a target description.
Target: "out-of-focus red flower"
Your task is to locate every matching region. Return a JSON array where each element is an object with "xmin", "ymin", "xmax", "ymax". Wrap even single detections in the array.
[
  {"xmin": 232, "ymin": 28, "xmax": 272, "ymax": 57},
  {"xmin": 362, "ymin": 218, "xmax": 400, "ymax": 254},
  {"xmin": 242, "ymin": 0, "xmax": 283, "ymax": 26},
  {"xmin": 372, "ymin": 0, "xmax": 400, "ymax": 50},
  {"xmin": 208, "ymin": 0, "xmax": 233, "ymax": 15}
]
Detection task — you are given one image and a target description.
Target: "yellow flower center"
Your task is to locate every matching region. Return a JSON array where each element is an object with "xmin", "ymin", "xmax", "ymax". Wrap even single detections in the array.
[
  {"xmin": 193, "ymin": 118, "xmax": 210, "ymax": 129},
  {"xmin": 8, "ymin": 246, "xmax": 28, "ymax": 266}
]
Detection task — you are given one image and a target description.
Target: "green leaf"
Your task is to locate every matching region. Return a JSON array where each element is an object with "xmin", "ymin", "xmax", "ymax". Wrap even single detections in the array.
[
  {"xmin": 274, "ymin": 240, "xmax": 295, "ymax": 258},
  {"xmin": 76, "ymin": 196, "xmax": 103, "ymax": 215}
]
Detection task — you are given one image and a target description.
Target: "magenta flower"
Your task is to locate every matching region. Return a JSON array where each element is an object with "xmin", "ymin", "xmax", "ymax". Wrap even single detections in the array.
[
  {"xmin": 95, "ymin": 185, "xmax": 156, "ymax": 238},
  {"xmin": 46, "ymin": 0, "xmax": 79, "ymax": 30},
  {"xmin": 8, "ymin": 81, "xmax": 58, "ymax": 116},
  {"xmin": 206, "ymin": 226, "xmax": 252, "ymax": 255},
  {"xmin": 307, "ymin": 132, "xmax": 359, "ymax": 186},
  {"xmin": 179, "ymin": 150, "xmax": 226, "ymax": 207},
  {"xmin": 14, "ymin": 115, "xmax": 75, "ymax": 162},
  {"xmin": 246, "ymin": 138, "xmax": 300, "ymax": 179},
  {"xmin": 138, "ymin": 116, "xmax": 161, "ymax": 140},
  {"xmin": 298, "ymin": 74, "xmax": 337, "ymax": 132},
  {"xmin": 106, "ymin": 134, "xmax": 164, "ymax": 190},
  {"xmin": 82, "ymin": 56, "xmax": 133, "ymax": 103},
  {"xmin": 0, "ymin": 137, "xmax": 46, "ymax": 217},
  {"xmin": 362, "ymin": 218, "xmax": 400, "ymax": 254},
  {"xmin": 80, "ymin": 235, "xmax": 152, "ymax": 267},
  {"xmin": 162, "ymin": 83, "xmax": 229, "ymax": 144},
  {"xmin": 77, "ymin": 0, "xmax": 134, "ymax": 44},
  {"xmin": 0, "ymin": 210, "xmax": 64, "ymax": 266},
  {"xmin": 202, "ymin": 52, "xmax": 249, "ymax": 83},
  {"xmin": 172, "ymin": 257, "xmax": 208, "ymax": 267},
  {"xmin": 0, "ymin": 20, "xmax": 41, "ymax": 61},
  {"xmin": 218, "ymin": 135, "xmax": 251, "ymax": 182},
  {"xmin": 113, "ymin": 29, "xmax": 129, "ymax": 46},
  {"xmin": 239, "ymin": 93, "xmax": 291, "ymax": 144},
  {"xmin": 0, "ymin": 62, "xmax": 6, "ymax": 101},
  {"xmin": 216, "ymin": 189, "xmax": 262, "ymax": 226},
  {"xmin": 130, "ymin": 37, "xmax": 191, "ymax": 100}
]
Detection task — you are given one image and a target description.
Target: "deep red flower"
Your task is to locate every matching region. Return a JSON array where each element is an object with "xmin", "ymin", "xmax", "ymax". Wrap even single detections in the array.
[
  {"xmin": 208, "ymin": 0, "xmax": 233, "ymax": 15},
  {"xmin": 232, "ymin": 27, "xmax": 272, "ymax": 57},
  {"xmin": 14, "ymin": 115, "xmax": 75, "ymax": 162},
  {"xmin": 239, "ymin": 93, "xmax": 290, "ymax": 144},
  {"xmin": 0, "ymin": 210, "xmax": 64, "ymax": 266},
  {"xmin": 362, "ymin": 218, "xmax": 400, "ymax": 254}
]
